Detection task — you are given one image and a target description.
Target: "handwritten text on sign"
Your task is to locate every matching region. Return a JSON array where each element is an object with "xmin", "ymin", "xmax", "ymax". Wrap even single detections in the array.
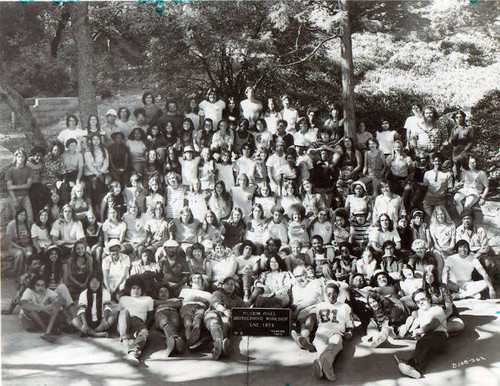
[{"xmin": 232, "ymin": 308, "xmax": 291, "ymax": 337}]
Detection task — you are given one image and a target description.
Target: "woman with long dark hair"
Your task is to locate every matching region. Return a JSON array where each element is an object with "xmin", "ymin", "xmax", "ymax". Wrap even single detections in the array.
[
  {"xmin": 84, "ymin": 134, "xmax": 110, "ymax": 205},
  {"xmin": 72, "ymin": 274, "xmax": 115, "ymax": 337}
]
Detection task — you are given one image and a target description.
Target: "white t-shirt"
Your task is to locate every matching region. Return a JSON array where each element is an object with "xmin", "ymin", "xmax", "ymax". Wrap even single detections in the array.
[
  {"xmin": 20, "ymin": 288, "xmax": 58, "ymax": 318},
  {"xmin": 292, "ymin": 280, "xmax": 323, "ymax": 310},
  {"xmin": 118, "ymin": 296, "xmax": 154, "ymax": 322},
  {"xmin": 418, "ymin": 305, "xmax": 447, "ymax": 335},
  {"xmin": 179, "ymin": 157, "xmax": 200, "ymax": 186},
  {"xmin": 179, "ymin": 288, "xmax": 212, "ymax": 305},
  {"xmin": 315, "ymin": 301, "xmax": 353, "ymax": 335},
  {"xmin": 199, "ymin": 100, "xmax": 226, "ymax": 126},
  {"xmin": 102, "ymin": 254, "xmax": 131, "ymax": 290},
  {"xmin": 376, "ymin": 130, "xmax": 397, "ymax": 155},
  {"xmin": 445, "ymin": 254, "xmax": 483, "ymax": 285},
  {"xmin": 57, "ymin": 128, "xmax": 87, "ymax": 152},
  {"xmin": 281, "ymin": 108, "xmax": 299, "ymax": 131}
]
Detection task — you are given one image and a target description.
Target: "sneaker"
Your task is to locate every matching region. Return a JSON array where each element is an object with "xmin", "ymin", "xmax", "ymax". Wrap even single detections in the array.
[
  {"xmin": 190, "ymin": 336, "xmax": 209, "ymax": 351},
  {"xmin": 298, "ymin": 336, "xmax": 316, "ymax": 352},
  {"xmin": 398, "ymin": 361, "xmax": 422, "ymax": 379},
  {"xmin": 187, "ymin": 326, "xmax": 201, "ymax": 346},
  {"xmin": 40, "ymin": 333, "xmax": 57, "ymax": 343},
  {"xmin": 313, "ymin": 359, "xmax": 323, "ymax": 379},
  {"xmin": 320, "ymin": 352, "xmax": 336, "ymax": 382},
  {"xmin": 370, "ymin": 332, "xmax": 388, "ymax": 348},
  {"xmin": 125, "ymin": 352, "xmax": 140, "ymax": 367},
  {"xmin": 222, "ymin": 338, "xmax": 231, "ymax": 357},
  {"xmin": 175, "ymin": 336, "xmax": 186, "ymax": 354},
  {"xmin": 165, "ymin": 336, "xmax": 176, "ymax": 357},
  {"xmin": 212, "ymin": 338, "xmax": 223, "ymax": 360}
]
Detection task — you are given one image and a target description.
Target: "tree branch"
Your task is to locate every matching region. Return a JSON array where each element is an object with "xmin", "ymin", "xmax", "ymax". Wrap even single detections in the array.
[
  {"xmin": 272, "ymin": 32, "xmax": 340, "ymax": 68},
  {"xmin": 51, "ymin": 5, "xmax": 70, "ymax": 58}
]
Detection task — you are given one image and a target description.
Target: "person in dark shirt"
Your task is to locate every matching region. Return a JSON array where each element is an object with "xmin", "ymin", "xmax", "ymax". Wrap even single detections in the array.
[{"xmin": 108, "ymin": 132, "xmax": 130, "ymax": 189}]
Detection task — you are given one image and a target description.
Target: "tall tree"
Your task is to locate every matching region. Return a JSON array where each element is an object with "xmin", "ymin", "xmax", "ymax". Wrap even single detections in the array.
[
  {"xmin": 69, "ymin": 2, "xmax": 98, "ymax": 125},
  {"xmin": 340, "ymin": 0, "xmax": 356, "ymax": 138}
]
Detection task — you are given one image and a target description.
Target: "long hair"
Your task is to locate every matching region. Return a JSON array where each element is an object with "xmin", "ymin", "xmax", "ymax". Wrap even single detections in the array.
[
  {"xmin": 85, "ymin": 275, "xmax": 103, "ymax": 329},
  {"xmin": 142, "ymin": 91, "xmax": 155, "ymax": 105},
  {"xmin": 14, "ymin": 207, "xmax": 30, "ymax": 242},
  {"xmin": 35, "ymin": 208, "xmax": 51, "ymax": 228},
  {"xmin": 87, "ymin": 115, "xmax": 101, "ymax": 131},
  {"xmin": 43, "ymin": 248, "xmax": 63, "ymax": 285},
  {"xmin": 214, "ymin": 180, "xmax": 230, "ymax": 201},
  {"xmin": 59, "ymin": 204, "xmax": 78, "ymax": 222},
  {"xmin": 118, "ymin": 107, "xmax": 131, "ymax": 121},
  {"xmin": 430, "ymin": 205, "xmax": 454, "ymax": 230},
  {"xmin": 13, "ymin": 149, "xmax": 28, "ymax": 166},
  {"xmin": 88, "ymin": 133, "xmax": 107, "ymax": 161},
  {"xmin": 422, "ymin": 266, "xmax": 442, "ymax": 299}
]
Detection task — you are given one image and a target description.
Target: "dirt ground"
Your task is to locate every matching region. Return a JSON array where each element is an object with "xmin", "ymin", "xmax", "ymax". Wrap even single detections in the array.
[{"xmin": 1, "ymin": 275, "xmax": 499, "ymax": 386}]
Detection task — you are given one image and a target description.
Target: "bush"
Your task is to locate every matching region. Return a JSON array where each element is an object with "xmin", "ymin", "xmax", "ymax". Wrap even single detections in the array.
[{"xmin": 470, "ymin": 89, "xmax": 500, "ymax": 197}]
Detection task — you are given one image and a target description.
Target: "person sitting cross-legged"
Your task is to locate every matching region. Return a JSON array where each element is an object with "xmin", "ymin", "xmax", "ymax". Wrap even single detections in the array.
[
  {"xmin": 19, "ymin": 275, "xmax": 66, "ymax": 343},
  {"xmin": 73, "ymin": 274, "xmax": 116, "ymax": 338}
]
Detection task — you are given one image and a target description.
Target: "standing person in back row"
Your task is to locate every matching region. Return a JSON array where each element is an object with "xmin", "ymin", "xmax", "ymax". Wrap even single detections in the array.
[
  {"xmin": 280, "ymin": 94, "xmax": 299, "ymax": 133},
  {"xmin": 240, "ymin": 86, "xmax": 263, "ymax": 129},
  {"xmin": 6, "ymin": 149, "xmax": 34, "ymax": 220},
  {"xmin": 199, "ymin": 88, "xmax": 226, "ymax": 127}
]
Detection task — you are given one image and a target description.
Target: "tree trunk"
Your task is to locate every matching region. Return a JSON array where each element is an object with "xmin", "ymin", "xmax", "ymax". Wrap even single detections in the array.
[
  {"xmin": 0, "ymin": 81, "xmax": 46, "ymax": 147},
  {"xmin": 70, "ymin": 2, "xmax": 98, "ymax": 125},
  {"xmin": 340, "ymin": 0, "xmax": 356, "ymax": 141}
]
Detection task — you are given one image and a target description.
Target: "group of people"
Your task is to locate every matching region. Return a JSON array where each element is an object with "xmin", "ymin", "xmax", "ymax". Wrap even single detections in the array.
[{"xmin": 2, "ymin": 88, "xmax": 496, "ymax": 380}]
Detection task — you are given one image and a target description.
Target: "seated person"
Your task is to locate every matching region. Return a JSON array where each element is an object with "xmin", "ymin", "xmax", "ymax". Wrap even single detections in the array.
[
  {"xmin": 422, "ymin": 267, "xmax": 465, "ymax": 335},
  {"xmin": 2, "ymin": 255, "xmax": 43, "ymax": 315},
  {"xmin": 249, "ymin": 256, "xmax": 293, "ymax": 308},
  {"xmin": 284, "ymin": 240, "xmax": 312, "ymax": 272},
  {"xmin": 363, "ymin": 290, "xmax": 407, "ymax": 348},
  {"xmin": 443, "ymin": 240, "xmax": 495, "ymax": 300},
  {"xmin": 154, "ymin": 283, "xmax": 185, "ymax": 357},
  {"xmin": 19, "ymin": 274, "xmax": 66, "ymax": 343},
  {"xmin": 204, "ymin": 277, "xmax": 245, "ymax": 360},
  {"xmin": 290, "ymin": 265, "xmax": 324, "ymax": 352},
  {"xmin": 307, "ymin": 235, "xmax": 335, "ymax": 280},
  {"xmin": 395, "ymin": 289, "xmax": 449, "ymax": 379},
  {"xmin": 73, "ymin": 275, "xmax": 115, "ymax": 338},
  {"xmin": 117, "ymin": 275, "xmax": 154, "ymax": 367},
  {"xmin": 156, "ymin": 240, "xmax": 188, "ymax": 296}
]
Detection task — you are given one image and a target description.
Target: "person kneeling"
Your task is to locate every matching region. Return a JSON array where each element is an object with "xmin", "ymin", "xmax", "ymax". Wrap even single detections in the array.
[
  {"xmin": 73, "ymin": 274, "xmax": 116, "ymax": 338},
  {"xmin": 19, "ymin": 275, "xmax": 66, "ymax": 343},
  {"xmin": 154, "ymin": 283, "xmax": 185, "ymax": 357},
  {"xmin": 395, "ymin": 289, "xmax": 449, "ymax": 379},
  {"xmin": 117, "ymin": 275, "xmax": 154, "ymax": 367}
]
